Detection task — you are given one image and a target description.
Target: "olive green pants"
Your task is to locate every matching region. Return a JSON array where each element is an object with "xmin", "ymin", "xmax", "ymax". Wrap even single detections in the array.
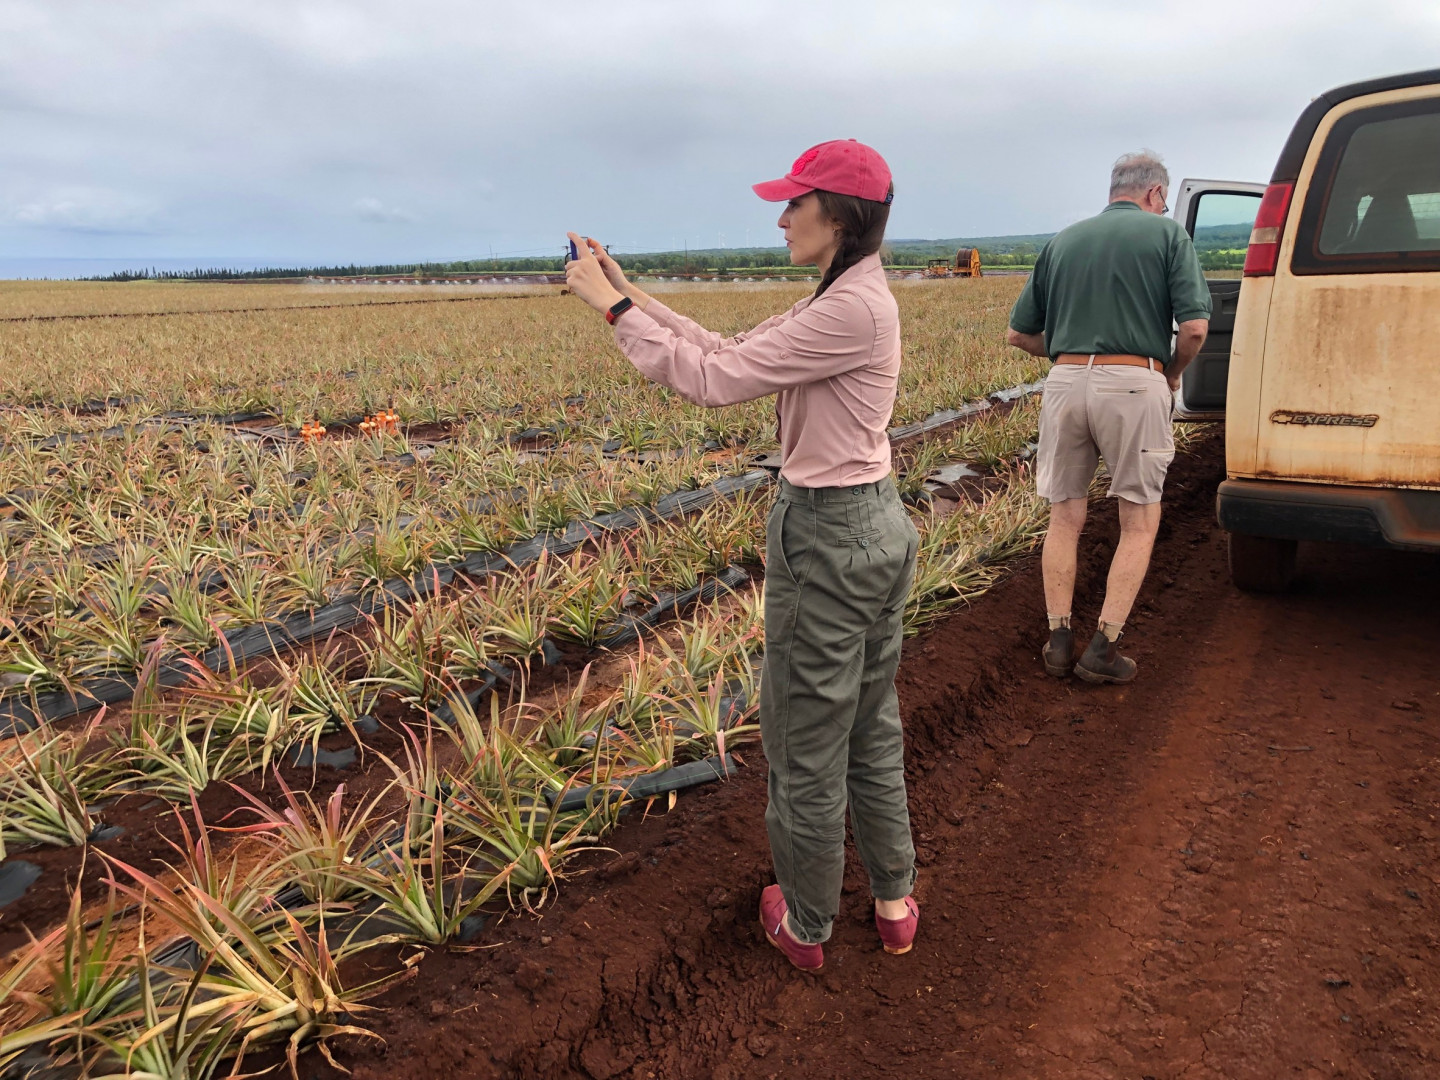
[{"xmin": 761, "ymin": 475, "xmax": 919, "ymax": 945}]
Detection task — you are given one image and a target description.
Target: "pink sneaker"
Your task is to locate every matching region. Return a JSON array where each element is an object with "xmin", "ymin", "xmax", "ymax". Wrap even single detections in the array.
[
  {"xmin": 759, "ymin": 885, "xmax": 823, "ymax": 972},
  {"xmin": 875, "ymin": 895, "xmax": 919, "ymax": 955}
]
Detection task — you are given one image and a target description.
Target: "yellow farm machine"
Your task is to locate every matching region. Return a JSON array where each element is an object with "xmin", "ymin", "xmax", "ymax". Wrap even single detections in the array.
[{"xmin": 924, "ymin": 247, "xmax": 983, "ymax": 279}]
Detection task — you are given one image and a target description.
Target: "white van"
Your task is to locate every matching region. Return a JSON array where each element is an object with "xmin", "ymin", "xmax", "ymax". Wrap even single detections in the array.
[{"xmin": 1171, "ymin": 67, "xmax": 1440, "ymax": 591}]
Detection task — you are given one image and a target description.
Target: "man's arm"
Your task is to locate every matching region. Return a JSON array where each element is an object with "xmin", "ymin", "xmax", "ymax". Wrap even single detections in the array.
[
  {"xmin": 1006, "ymin": 327, "xmax": 1048, "ymax": 357},
  {"xmin": 1166, "ymin": 319, "xmax": 1208, "ymax": 391},
  {"xmin": 1165, "ymin": 230, "xmax": 1213, "ymax": 391},
  {"xmin": 1006, "ymin": 254, "xmax": 1049, "ymax": 358}
]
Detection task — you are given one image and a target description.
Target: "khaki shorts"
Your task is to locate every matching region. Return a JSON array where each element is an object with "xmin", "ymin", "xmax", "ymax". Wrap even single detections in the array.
[{"xmin": 1036, "ymin": 362, "xmax": 1175, "ymax": 504}]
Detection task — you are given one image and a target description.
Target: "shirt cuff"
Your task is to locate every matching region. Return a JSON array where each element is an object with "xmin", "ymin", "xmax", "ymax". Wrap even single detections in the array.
[
  {"xmin": 1173, "ymin": 309, "xmax": 1211, "ymax": 323},
  {"xmin": 611, "ymin": 304, "xmax": 658, "ymax": 351}
]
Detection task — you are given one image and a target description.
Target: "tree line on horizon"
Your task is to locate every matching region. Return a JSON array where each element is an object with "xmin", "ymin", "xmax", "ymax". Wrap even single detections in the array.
[{"xmin": 82, "ymin": 223, "xmax": 1249, "ymax": 282}]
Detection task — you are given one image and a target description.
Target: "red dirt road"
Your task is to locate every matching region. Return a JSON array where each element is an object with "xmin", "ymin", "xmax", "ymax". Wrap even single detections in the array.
[{"xmin": 328, "ymin": 433, "xmax": 1440, "ymax": 1080}]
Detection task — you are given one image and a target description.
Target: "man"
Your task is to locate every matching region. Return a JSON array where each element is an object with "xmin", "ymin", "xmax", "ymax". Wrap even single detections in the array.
[{"xmin": 1006, "ymin": 151, "xmax": 1210, "ymax": 683}]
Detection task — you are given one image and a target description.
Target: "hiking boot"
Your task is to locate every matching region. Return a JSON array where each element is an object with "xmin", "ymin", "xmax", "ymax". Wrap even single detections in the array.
[
  {"xmin": 1074, "ymin": 630, "xmax": 1137, "ymax": 684},
  {"xmin": 1042, "ymin": 627, "xmax": 1074, "ymax": 677},
  {"xmin": 760, "ymin": 885, "xmax": 823, "ymax": 972}
]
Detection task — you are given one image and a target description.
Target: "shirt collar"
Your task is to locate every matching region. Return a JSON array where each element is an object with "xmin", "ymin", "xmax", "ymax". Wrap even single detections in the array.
[{"xmin": 1103, "ymin": 200, "xmax": 1144, "ymax": 213}]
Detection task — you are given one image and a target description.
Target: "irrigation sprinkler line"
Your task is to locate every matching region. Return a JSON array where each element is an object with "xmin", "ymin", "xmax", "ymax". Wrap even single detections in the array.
[
  {"xmin": 887, "ymin": 379, "xmax": 1045, "ymax": 445},
  {"xmin": 595, "ymin": 566, "xmax": 752, "ymax": 651}
]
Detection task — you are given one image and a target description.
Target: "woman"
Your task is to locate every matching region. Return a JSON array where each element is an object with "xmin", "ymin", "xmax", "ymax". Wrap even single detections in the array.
[{"xmin": 564, "ymin": 139, "xmax": 919, "ymax": 973}]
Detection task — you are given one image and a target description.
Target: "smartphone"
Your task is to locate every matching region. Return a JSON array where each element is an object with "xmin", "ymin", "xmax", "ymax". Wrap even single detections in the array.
[{"xmin": 567, "ymin": 238, "xmax": 579, "ymax": 260}]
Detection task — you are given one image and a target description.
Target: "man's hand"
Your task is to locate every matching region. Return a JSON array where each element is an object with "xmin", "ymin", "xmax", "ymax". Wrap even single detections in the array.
[
  {"xmin": 1167, "ymin": 318, "xmax": 1209, "ymax": 393},
  {"xmin": 564, "ymin": 232, "xmax": 626, "ymax": 315},
  {"xmin": 1005, "ymin": 327, "xmax": 1048, "ymax": 358}
]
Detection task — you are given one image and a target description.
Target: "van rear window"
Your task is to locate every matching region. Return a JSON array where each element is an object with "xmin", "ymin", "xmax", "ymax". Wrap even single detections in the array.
[{"xmin": 1292, "ymin": 97, "xmax": 1440, "ymax": 275}]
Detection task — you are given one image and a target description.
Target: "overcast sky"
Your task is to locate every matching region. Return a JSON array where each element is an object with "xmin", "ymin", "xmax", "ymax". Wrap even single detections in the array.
[{"xmin": 2, "ymin": 0, "xmax": 1438, "ymax": 273}]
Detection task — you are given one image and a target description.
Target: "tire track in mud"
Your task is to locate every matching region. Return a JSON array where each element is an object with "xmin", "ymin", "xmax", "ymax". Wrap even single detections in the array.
[{"xmin": 302, "ymin": 428, "xmax": 1440, "ymax": 1079}]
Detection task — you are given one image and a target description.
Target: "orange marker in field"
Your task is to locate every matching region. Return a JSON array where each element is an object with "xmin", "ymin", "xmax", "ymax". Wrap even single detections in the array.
[{"xmin": 360, "ymin": 410, "xmax": 399, "ymax": 437}]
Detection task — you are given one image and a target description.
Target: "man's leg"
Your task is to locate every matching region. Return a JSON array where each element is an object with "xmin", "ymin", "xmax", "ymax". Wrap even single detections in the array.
[
  {"xmin": 1075, "ymin": 363, "xmax": 1174, "ymax": 683},
  {"xmin": 1099, "ymin": 497, "xmax": 1162, "ymax": 626},
  {"xmin": 1042, "ymin": 498, "xmax": 1088, "ymax": 618},
  {"xmin": 1034, "ymin": 364, "xmax": 1098, "ymax": 675}
]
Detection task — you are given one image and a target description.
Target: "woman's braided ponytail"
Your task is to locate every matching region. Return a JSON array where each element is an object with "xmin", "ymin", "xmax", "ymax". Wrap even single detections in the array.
[{"xmin": 812, "ymin": 182, "xmax": 893, "ymax": 298}]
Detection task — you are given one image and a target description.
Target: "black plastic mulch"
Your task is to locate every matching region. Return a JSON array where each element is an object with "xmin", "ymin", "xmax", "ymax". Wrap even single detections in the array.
[{"xmin": 0, "ymin": 471, "xmax": 772, "ymax": 734}]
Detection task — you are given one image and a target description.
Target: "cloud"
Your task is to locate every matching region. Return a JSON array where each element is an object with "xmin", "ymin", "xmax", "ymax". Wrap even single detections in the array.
[
  {"xmin": 1, "ymin": 0, "xmax": 1438, "ymax": 265},
  {"xmin": 354, "ymin": 196, "xmax": 415, "ymax": 224},
  {"xmin": 8, "ymin": 186, "xmax": 160, "ymax": 234}
]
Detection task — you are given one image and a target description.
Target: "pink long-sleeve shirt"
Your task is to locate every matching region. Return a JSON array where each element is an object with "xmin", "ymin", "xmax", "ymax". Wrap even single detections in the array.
[{"xmin": 611, "ymin": 253, "xmax": 901, "ymax": 488}]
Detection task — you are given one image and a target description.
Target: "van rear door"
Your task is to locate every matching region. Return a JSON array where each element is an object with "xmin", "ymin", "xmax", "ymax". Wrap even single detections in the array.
[
  {"xmin": 1253, "ymin": 87, "xmax": 1440, "ymax": 490},
  {"xmin": 1170, "ymin": 179, "xmax": 1266, "ymax": 420}
]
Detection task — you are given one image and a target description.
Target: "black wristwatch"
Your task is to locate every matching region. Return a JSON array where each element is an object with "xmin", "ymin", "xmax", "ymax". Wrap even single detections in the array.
[{"xmin": 605, "ymin": 296, "xmax": 634, "ymax": 325}]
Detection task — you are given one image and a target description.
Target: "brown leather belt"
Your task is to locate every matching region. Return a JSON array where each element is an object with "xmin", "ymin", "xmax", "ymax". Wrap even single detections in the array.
[{"xmin": 1055, "ymin": 353, "xmax": 1160, "ymax": 369}]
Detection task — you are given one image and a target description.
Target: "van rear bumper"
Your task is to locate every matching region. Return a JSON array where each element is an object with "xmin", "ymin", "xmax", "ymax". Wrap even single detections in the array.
[{"xmin": 1217, "ymin": 478, "xmax": 1440, "ymax": 551}]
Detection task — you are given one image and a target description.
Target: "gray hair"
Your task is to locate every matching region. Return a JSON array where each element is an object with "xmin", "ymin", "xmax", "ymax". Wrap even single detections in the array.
[{"xmin": 1109, "ymin": 151, "xmax": 1169, "ymax": 200}]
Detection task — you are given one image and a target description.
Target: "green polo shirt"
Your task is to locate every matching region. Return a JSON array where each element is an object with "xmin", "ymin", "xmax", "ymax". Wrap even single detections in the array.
[{"xmin": 1008, "ymin": 200, "xmax": 1211, "ymax": 367}]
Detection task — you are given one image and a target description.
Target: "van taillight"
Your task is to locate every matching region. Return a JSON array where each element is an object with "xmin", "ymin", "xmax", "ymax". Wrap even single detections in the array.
[{"xmin": 1243, "ymin": 182, "xmax": 1295, "ymax": 276}]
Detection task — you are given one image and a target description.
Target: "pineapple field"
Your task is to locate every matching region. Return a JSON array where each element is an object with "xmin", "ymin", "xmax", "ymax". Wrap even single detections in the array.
[{"xmin": 0, "ymin": 276, "xmax": 1061, "ymax": 1076}]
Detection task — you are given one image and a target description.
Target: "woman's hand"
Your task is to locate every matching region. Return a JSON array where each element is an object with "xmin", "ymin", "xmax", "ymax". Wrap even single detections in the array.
[{"xmin": 565, "ymin": 233, "xmax": 651, "ymax": 314}]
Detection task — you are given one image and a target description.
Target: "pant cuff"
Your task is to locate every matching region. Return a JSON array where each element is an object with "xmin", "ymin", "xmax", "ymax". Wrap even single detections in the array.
[
  {"xmin": 870, "ymin": 868, "xmax": 917, "ymax": 903},
  {"xmin": 788, "ymin": 918, "xmax": 831, "ymax": 945}
]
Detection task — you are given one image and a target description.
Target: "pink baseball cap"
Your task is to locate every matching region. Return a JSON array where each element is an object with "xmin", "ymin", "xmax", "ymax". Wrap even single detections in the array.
[{"xmin": 753, "ymin": 139, "xmax": 893, "ymax": 205}]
